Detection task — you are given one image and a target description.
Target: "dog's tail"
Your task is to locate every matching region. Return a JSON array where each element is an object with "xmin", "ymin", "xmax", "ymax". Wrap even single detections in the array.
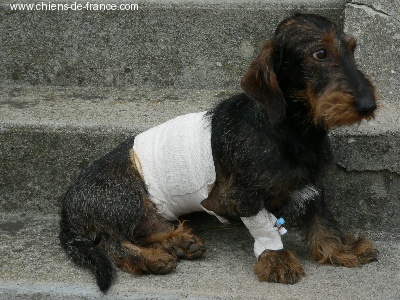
[{"xmin": 59, "ymin": 215, "xmax": 115, "ymax": 293}]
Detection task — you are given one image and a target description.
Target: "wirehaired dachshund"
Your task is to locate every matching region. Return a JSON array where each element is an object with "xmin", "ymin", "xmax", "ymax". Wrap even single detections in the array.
[{"xmin": 60, "ymin": 13, "xmax": 378, "ymax": 292}]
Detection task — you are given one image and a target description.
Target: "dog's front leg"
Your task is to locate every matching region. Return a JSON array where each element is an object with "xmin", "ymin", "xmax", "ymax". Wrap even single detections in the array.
[
  {"xmin": 241, "ymin": 209, "xmax": 305, "ymax": 284},
  {"xmin": 303, "ymin": 191, "xmax": 378, "ymax": 267}
]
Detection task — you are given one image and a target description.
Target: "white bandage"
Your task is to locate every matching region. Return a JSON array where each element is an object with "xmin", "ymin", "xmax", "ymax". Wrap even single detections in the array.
[
  {"xmin": 241, "ymin": 208, "xmax": 284, "ymax": 258},
  {"xmin": 133, "ymin": 112, "xmax": 216, "ymax": 221}
]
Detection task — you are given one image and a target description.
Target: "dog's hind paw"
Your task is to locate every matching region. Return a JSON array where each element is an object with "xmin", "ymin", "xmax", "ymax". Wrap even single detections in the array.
[
  {"xmin": 145, "ymin": 223, "xmax": 206, "ymax": 260},
  {"xmin": 172, "ymin": 236, "xmax": 205, "ymax": 260},
  {"xmin": 116, "ymin": 242, "xmax": 177, "ymax": 275},
  {"xmin": 254, "ymin": 249, "xmax": 305, "ymax": 284},
  {"xmin": 140, "ymin": 247, "xmax": 177, "ymax": 275}
]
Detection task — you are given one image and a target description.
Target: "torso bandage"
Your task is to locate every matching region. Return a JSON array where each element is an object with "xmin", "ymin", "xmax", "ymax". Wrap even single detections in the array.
[{"xmin": 133, "ymin": 112, "xmax": 216, "ymax": 221}]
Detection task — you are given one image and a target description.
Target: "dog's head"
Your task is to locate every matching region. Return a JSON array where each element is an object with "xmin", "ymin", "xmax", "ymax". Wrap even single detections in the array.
[{"xmin": 241, "ymin": 14, "xmax": 378, "ymax": 128}]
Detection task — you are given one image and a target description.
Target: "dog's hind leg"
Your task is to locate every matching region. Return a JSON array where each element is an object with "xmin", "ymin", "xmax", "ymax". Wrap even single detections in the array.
[
  {"xmin": 97, "ymin": 209, "xmax": 205, "ymax": 277},
  {"xmin": 98, "ymin": 233, "xmax": 178, "ymax": 276},
  {"xmin": 60, "ymin": 138, "xmax": 205, "ymax": 292},
  {"xmin": 103, "ymin": 226, "xmax": 205, "ymax": 277},
  {"xmin": 130, "ymin": 198, "xmax": 206, "ymax": 261}
]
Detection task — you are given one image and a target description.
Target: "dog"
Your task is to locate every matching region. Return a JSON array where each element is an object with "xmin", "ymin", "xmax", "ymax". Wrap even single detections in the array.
[{"xmin": 60, "ymin": 13, "xmax": 379, "ymax": 292}]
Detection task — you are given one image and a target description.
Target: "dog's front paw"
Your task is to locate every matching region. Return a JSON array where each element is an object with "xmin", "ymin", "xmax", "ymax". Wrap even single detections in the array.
[
  {"xmin": 311, "ymin": 234, "xmax": 378, "ymax": 267},
  {"xmin": 254, "ymin": 249, "xmax": 305, "ymax": 284}
]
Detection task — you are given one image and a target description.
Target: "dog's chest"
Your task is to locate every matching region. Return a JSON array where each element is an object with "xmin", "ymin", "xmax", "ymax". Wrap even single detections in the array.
[{"xmin": 133, "ymin": 112, "xmax": 216, "ymax": 220}]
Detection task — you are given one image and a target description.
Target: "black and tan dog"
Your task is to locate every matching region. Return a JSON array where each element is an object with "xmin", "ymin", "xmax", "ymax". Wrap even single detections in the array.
[{"xmin": 60, "ymin": 14, "xmax": 378, "ymax": 292}]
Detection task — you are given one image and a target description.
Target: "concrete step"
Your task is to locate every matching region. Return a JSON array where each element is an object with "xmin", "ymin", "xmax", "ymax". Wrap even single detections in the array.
[
  {"xmin": 0, "ymin": 213, "xmax": 399, "ymax": 299},
  {"xmin": 0, "ymin": 1, "xmax": 399, "ymax": 298},
  {"xmin": 1, "ymin": 84, "xmax": 399, "ymax": 234},
  {"xmin": 0, "ymin": 0, "xmax": 345, "ymax": 88}
]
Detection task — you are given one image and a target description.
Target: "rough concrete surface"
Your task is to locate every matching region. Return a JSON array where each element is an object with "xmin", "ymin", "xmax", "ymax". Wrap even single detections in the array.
[
  {"xmin": 0, "ymin": 0, "xmax": 345, "ymax": 88},
  {"xmin": 344, "ymin": 0, "xmax": 400, "ymax": 106},
  {"xmin": 0, "ymin": 213, "xmax": 399, "ymax": 300},
  {"xmin": 341, "ymin": 0, "xmax": 400, "ymax": 184}
]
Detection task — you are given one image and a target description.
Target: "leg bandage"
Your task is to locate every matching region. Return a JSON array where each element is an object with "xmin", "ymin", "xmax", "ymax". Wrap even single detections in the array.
[{"xmin": 241, "ymin": 208, "xmax": 284, "ymax": 258}]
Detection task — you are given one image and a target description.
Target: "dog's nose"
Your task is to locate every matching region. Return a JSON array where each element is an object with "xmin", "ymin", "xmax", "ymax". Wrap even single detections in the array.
[{"xmin": 356, "ymin": 96, "xmax": 377, "ymax": 116}]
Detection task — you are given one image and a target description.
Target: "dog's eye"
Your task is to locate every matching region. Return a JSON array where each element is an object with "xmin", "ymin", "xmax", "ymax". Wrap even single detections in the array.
[{"xmin": 312, "ymin": 49, "xmax": 328, "ymax": 61}]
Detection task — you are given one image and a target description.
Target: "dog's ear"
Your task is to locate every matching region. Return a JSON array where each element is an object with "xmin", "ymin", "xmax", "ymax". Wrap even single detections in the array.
[{"xmin": 241, "ymin": 40, "xmax": 286, "ymax": 126}]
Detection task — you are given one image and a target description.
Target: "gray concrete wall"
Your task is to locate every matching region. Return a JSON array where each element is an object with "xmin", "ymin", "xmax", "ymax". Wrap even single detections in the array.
[
  {"xmin": 345, "ymin": 0, "xmax": 400, "ymax": 106},
  {"xmin": 0, "ymin": 0, "xmax": 345, "ymax": 88}
]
